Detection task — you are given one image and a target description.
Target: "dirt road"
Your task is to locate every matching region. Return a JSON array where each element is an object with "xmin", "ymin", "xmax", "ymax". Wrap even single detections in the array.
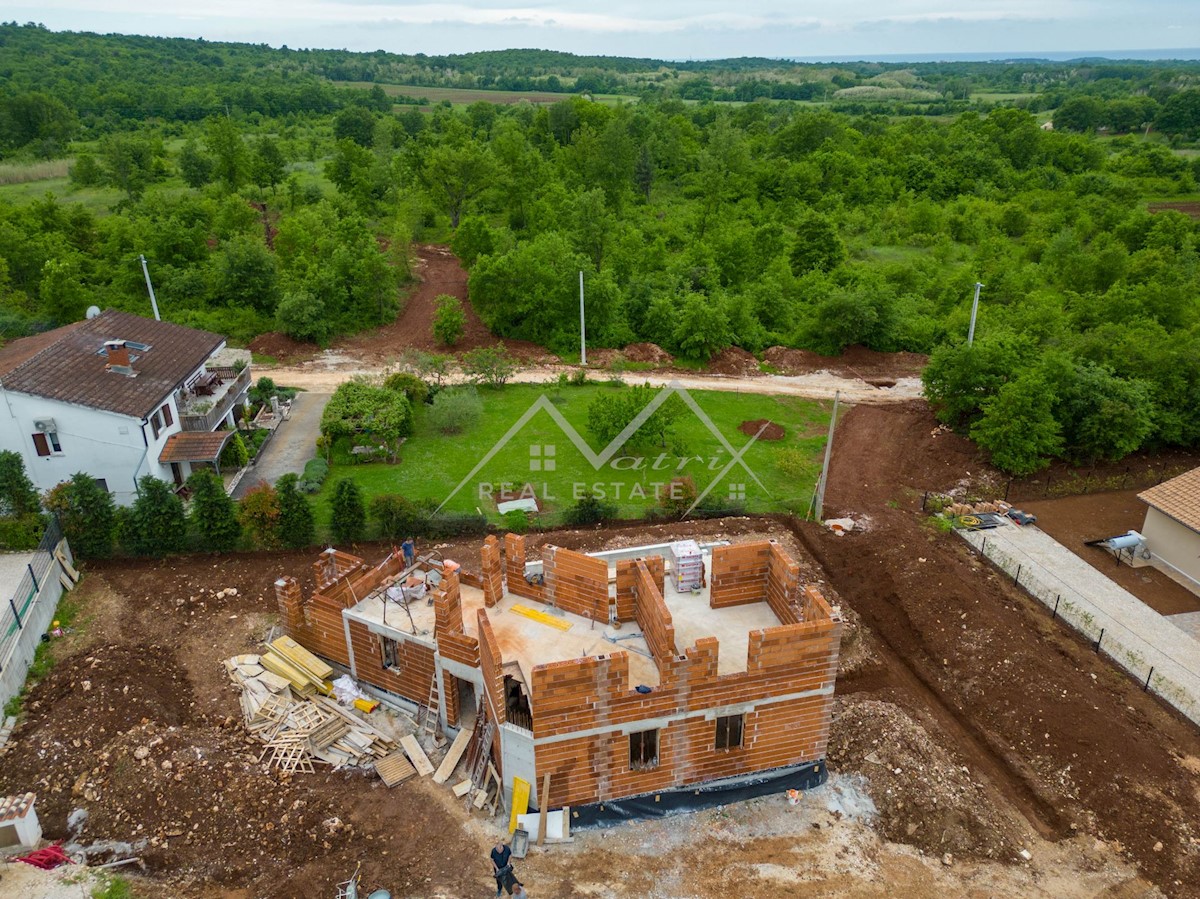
[{"xmin": 262, "ymin": 358, "xmax": 923, "ymax": 404}]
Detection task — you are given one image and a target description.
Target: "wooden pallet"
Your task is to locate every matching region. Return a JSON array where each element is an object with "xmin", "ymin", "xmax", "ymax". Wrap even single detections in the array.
[
  {"xmin": 374, "ymin": 751, "xmax": 417, "ymax": 787},
  {"xmin": 307, "ymin": 717, "xmax": 350, "ymax": 751}
]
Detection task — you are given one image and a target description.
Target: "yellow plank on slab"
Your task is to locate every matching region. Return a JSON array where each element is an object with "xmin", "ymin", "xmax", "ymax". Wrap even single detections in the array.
[
  {"xmin": 432, "ymin": 728, "xmax": 473, "ymax": 784},
  {"xmin": 509, "ymin": 605, "xmax": 572, "ymax": 632},
  {"xmin": 400, "ymin": 735, "xmax": 434, "ymax": 776}
]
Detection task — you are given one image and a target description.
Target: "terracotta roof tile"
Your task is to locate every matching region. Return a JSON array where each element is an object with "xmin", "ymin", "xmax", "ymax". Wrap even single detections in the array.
[
  {"xmin": 160, "ymin": 430, "xmax": 235, "ymax": 464},
  {"xmin": 0, "ymin": 792, "xmax": 36, "ymax": 823},
  {"xmin": 1139, "ymin": 467, "xmax": 1200, "ymax": 534},
  {"xmin": 0, "ymin": 310, "xmax": 223, "ymax": 419}
]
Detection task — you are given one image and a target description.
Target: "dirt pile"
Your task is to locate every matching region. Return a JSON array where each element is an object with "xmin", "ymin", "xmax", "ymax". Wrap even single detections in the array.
[
  {"xmin": 763, "ymin": 345, "xmax": 927, "ymax": 381},
  {"xmin": 707, "ymin": 346, "xmax": 761, "ymax": 377},
  {"xmin": 738, "ymin": 419, "xmax": 785, "ymax": 440},
  {"xmin": 622, "ymin": 342, "xmax": 674, "ymax": 364},
  {"xmin": 247, "ymin": 332, "xmax": 319, "ymax": 363},
  {"xmin": 828, "ymin": 697, "xmax": 1020, "ymax": 860}
]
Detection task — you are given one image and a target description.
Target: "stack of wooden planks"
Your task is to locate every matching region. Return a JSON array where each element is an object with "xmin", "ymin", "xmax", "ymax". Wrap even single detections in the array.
[{"xmin": 225, "ymin": 653, "xmax": 402, "ymax": 778}]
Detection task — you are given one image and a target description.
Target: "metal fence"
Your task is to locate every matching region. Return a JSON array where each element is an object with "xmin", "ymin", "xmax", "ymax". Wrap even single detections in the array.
[
  {"xmin": 0, "ymin": 519, "xmax": 63, "ymax": 675},
  {"xmin": 959, "ymin": 527, "xmax": 1200, "ymax": 728}
]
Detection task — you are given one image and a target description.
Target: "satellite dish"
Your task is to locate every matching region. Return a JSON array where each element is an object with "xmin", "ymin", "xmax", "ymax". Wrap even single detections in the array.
[{"xmin": 86, "ymin": 305, "xmax": 101, "ymax": 320}]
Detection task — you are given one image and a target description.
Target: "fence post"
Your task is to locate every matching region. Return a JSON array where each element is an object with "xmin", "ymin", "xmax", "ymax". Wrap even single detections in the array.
[
  {"xmin": 922, "ymin": 491, "xmax": 928, "ymax": 511},
  {"xmin": 1004, "ymin": 480, "xmax": 1012, "ymax": 502},
  {"xmin": 1014, "ymin": 564, "xmax": 1021, "ymax": 585},
  {"xmin": 1094, "ymin": 628, "xmax": 1104, "ymax": 653},
  {"xmin": 1144, "ymin": 666, "xmax": 1154, "ymax": 692},
  {"xmin": 27, "ymin": 562, "xmax": 39, "ymax": 593},
  {"xmin": 9, "ymin": 597, "xmax": 22, "ymax": 630},
  {"xmin": 1052, "ymin": 595, "xmax": 1060, "ymax": 619}
]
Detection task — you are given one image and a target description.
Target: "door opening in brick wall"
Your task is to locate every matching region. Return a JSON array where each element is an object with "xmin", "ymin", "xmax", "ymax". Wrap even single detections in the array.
[
  {"xmin": 629, "ymin": 728, "xmax": 659, "ymax": 770},
  {"xmin": 715, "ymin": 713, "xmax": 744, "ymax": 750},
  {"xmin": 458, "ymin": 678, "xmax": 477, "ymax": 727},
  {"xmin": 504, "ymin": 674, "xmax": 532, "ymax": 731}
]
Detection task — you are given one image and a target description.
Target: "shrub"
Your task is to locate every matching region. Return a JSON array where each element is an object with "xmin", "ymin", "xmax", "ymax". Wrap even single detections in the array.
[
  {"xmin": 462, "ymin": 345, "xmax": 517, "ymax": 388},
  {"xmin": 776, "ymin": 447, "xmax": 812, "ymax": 480},
  {"xmin": 657, "ymin": 476, "xmax": 698, "ymax": 520},
  {"xmin": 426, "ymin": 387, "xmax": 483, "ymax": 435},
  {"xmin": 569, "ymin": 368, "xmax": 588, "ymax": 387},
  {"xmin": 124, "ymin": 476, "xmax": 187, "ymax": 557},
  {"xmin": 330, "ymin": 478, "xmax": 367, "ymax": 544},
  {"xmin": 298, "ymin": 457, "xmax": 329, "ymax": 494},
  {"xmin": 502, "ymin": 509, "xmax": 530, "ymax": 534},
  {"xmin": 565, "ymin": 492, "xmax": 619, "ymax": 526},
  {"xmin": 0, "ymin": 513, "xmax": 45, "ymax": 551},
  {"xmin": 276, "ymin": 474, "xmax": 315, "ymax": 549},
  {"xmin": 433, "ymin": 294, "xmax": 466, "ymax": 347},
  {"xmin": 239, "ymin": 482, "xmax": 282, "ymax": 549},
  {"xmin": 188, "ymin": 469, "xmax": 241, "ymax": 552},
  {"xmin": 383, "ymin": 371, "xmax": 429, "ymax": 405},
  {"xmin": 44, "ymin": 473, "xmax": 116, "ymax": 559},
  {"xmin": 220, "ymin": 433, "xmax": 250, "ymax": 469},
  {"xmin": 422, "ymin": 511, "xmax": 489, "ymax": 539},
  {"xmin": 0, "ymin": 450, "xmax": 40, "ymax": 518},
  {"xmin": 371, "ymin": 494, "xmax": 422, "ymax": 541},
  {"xmin": 249, "ymin": 376, "xmax": 277, "ymax": 407}
]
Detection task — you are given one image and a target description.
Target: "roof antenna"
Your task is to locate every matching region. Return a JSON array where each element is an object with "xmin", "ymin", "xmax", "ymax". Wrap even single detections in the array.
[{"xmin": 138, "ymin": 254, "xmax": 161, "ymax": 321}]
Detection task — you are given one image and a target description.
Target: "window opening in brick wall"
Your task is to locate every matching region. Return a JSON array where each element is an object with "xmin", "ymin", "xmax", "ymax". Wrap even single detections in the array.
[
  {"xmin": 381, "ymin": 637, "xmax": 400, "ymax": 670},
  {"xmin": 629, "ymin": 728, "xmax": 659, "ymax": 770},
  {"xmin": 715, "ymin": 713, "xmax": 744, "ymax": 750},
  {"xmin": 504, "ymin": 674, "xmax": 532, "ymax": 730}
]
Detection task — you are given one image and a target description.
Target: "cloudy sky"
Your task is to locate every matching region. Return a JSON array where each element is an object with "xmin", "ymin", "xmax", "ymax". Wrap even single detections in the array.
[{"xmin": 11, "ymin": 0, "xmax": 1200, "ymax": 59}]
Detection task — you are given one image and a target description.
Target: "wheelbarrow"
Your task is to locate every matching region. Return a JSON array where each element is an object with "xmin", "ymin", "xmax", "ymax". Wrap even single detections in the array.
[{"xmin": 335, "ymin": 863, "xmax": 391, "ymax": 899}]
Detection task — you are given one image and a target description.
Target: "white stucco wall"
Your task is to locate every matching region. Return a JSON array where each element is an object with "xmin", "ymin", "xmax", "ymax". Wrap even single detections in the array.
[
  {"xmin": 0, "ymin": 388, "xmax": 183, "ymax": 505},
  {"xmin": 1142, "ymin": 506, "xmax": 1200, "ymax": 590}
]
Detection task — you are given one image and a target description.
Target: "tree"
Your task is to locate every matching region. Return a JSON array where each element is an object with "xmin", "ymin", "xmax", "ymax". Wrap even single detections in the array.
[
  {"xmin": 433, "ymin": 294, "xmax": 466, "ymax": 346},
  {"xmin": 461, "ymin": 345, "xmax": 518, "ymax": 388},
  {"xmin": 808, "ymin": 285, "xmax": 898, "ymax": 355},
  {"xmin": 922, "ymin": 335, "xmax": 1033, "ymax": 428},
  {"xmin": 450, "ymin": 218, "xmax": 496, "ymax": 267},
  {"xmin": 125, "ymin": 476, "xmax": 187, "ymax": 556},
  {"xmin": 220, "ymin": 432, "xmax": 250, "ymax": 470},
  {"xmin": 427, "ymin": 387, "xmax": 483, "ymax": 434},
  {"xmin": 188, "ymin": 469, "xmax": 241, "ymax": 552},
  {"xmin": 178, "ymin": 139, "xmax": 214, "ymax": 188},
  {"xmin": 423, "ymin": 141, "xmax": 495, "ymax": 228},
  {"xmin": 1155, "ymin": 89, "xmax": 1200, "ymax": 139},
  {"xmin": 1053, "ymin": 96, "xmax": 1103, "ymax": 133},
  {"xmin": 276, "ymin": 289, "xmax": 330, "ymax": 344},
  {"xmin": 321, "ymin": 379, "xmax": 413, "ymax": 446},
  {"xmin": 238, "ymin": 482, "xmax": 281, "ymax": 549},
  {"xmin": 370, "ymin": 494, "xmax": 422, "ymax": 540},
  {"xmin": 250, "ymin": 138, "xmax": 286, "ymax": 195},
  {"xmin": 44, "ymin": 473, "xmax": 115, "ymax": 559},
  {"xmin": 330, "ymin": 478, "xmax": 366, "ymax": 544},
  {"xmin": 1049, "ymin": 359, "xmax": 1155, "ymax": 462},
  {"xmin": 970, "ymin": 375, "xmax": 1063, "ymax": 476},
  {"xmin": 39, "ymin": 258, "xmax": 87, "ymax": 326},
  {"xmin": 790, "ymin": 210, "xmax": 846, "ymax": 274},
  {"xmin": 588, "ymin": 383, "xmax": 685, "ymax": 450},
  {"xmin": 205, "ymin": 116, "xmax": 247, "ymax": 190},
  {"xmin": 673, "ymin": 294, "xmax": 731, "ymax": 362},
  {"xmin": 0, "ymin": 450, "xmax": 40, "ymax": 518},
  {"xmin": 276, "ymin": 473, "xmax": 315, "ymax": 549},
  {"xmin": 210, "ymin": 234, "xmax": 280, "ymax": 314},
  {"xmin": 333, "ymin": 105, "xmax": 377, "ymax": 148}
]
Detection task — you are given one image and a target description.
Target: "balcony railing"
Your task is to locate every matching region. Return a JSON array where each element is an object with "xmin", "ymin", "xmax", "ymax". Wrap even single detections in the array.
[{"xmin": 180, "ymin": 365, "xmax": 252, "ymax": 432}]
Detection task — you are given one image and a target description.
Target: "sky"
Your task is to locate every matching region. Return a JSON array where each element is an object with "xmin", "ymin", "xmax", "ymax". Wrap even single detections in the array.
[{"xmin": 9, "ymin": 0, "xmax": 1200, "ymax": 60}]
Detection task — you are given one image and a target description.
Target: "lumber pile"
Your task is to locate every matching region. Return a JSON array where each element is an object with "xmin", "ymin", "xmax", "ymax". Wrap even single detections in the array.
[{"xmin": 225, "ymin": 653, "xmax": 400, "ymax": 777}]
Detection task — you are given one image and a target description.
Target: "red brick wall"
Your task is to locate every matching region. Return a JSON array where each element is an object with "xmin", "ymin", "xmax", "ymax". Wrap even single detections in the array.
[
  {"xmin": 434, "ymin": 569, "xmax": 463, "ymax": 636},
  {"xmin": 348, "ymin": 620, "xmax": 436, "ymax": 706},
  {"xmin": 709, "ymin": 542, "xmax": 771, "ymax": 608},
  {"xmin": 481, "ymin": 536, "xmax": 504, "ymax": 608},
  {"xmin": 543, "ymin": 545, "xmax": 609, "ymax": 622},
  {"xmin": 633, "ymin": 560, "xmax": 677, "ymax": 663},
  {"xmin": 504, "ymin": 534, "xmax": 544, "ymax": 602},
  {"xmin": 766, "ymin": 542, "xmax": 801, "ymax": 624}
]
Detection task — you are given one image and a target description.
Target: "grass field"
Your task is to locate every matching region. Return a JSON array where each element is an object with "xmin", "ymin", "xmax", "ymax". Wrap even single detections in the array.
[
  {"xmin": 334, "ymin": 81, "xmax": 636, "ymax": 107},
  {"xmin": 312, "ymin": 383, "xmax": 831, "ymax": 530}
]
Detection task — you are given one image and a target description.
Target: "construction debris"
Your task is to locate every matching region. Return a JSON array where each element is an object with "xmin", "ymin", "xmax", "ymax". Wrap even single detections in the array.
[{"xmin": 225, "ymin": 654, "xmax": 400, "ymax": 778}]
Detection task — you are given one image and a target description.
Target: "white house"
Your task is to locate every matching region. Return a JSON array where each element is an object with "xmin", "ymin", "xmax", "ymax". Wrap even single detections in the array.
[
  {"xmin": 0, "ymin": 309, "xmax": 251, "ymax": 506},
  {"xmin": 1139, "ymin": 467, "xmax": 1200, "ymax": 594}
]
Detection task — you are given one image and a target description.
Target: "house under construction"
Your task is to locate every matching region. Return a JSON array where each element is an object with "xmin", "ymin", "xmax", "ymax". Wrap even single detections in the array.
[{"xmin": 275, "ymin": 535, "xmax": 842, "ymax": 824}]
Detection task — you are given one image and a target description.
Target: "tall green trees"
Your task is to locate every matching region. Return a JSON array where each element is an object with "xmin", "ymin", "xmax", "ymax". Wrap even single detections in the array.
[
  {"xmin": 276, "ymin": 474, "xmax": 315, "ymax": 549},
  {"xmin": 44, "ymin": 474, "xmax": 116, "ymax": 559},
  {"xmin": 330, "ymin": 478, "xmax": 366, "ymax": 544},
  {"xmin": 188, "ymin": 470, "xmax": 241, "ymax": 552},
  {"xmin": 124, "ymin": 476, "xmax": 188, "ymax": 557}
]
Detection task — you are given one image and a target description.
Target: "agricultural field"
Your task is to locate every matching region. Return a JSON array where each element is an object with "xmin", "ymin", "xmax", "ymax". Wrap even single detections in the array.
[
  {"xmin": 334, "ymin": 80, "xmax": 636, "ymax": 106},
  {"xmin": 312, "ymin": 383, "xmax": 830, "ymax": 525}
]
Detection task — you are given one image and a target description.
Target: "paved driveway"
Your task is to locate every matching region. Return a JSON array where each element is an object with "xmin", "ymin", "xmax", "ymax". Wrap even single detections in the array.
[{"xmin": 234, "ymin": 392, "xmax": 330, "ymax": 498}]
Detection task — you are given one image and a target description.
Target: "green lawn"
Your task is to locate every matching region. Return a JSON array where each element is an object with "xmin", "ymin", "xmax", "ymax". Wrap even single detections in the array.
[{"xmin": 313, "ymin": 383, "xmax": 831, "ymax": 529}]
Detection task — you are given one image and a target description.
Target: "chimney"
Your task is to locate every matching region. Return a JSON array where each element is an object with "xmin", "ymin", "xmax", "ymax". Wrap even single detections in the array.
[{"xmin": 104, "ymin": 340, "xmax": 135, "ymax": 376}]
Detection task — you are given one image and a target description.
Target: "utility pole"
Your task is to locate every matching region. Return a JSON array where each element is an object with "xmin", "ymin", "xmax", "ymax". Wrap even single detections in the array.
[
  {"xmin": 139, "ymin": 254, "xmax": 161, "ymax": 321},
  {"xmin": 811, "ymin": 390, "xmax": 840, "ymax": 522},
  {"xmin": 579, "ymin": 270, "xmax": 587, "ymax": 366},
  {"xmin": 966, "ymin": 281, "xmax": 983, "ymax": 346}
]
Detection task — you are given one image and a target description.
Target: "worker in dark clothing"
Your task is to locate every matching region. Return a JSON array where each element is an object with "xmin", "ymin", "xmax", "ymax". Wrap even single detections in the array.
[{"xmin": 490, "ymin": 841, "xmax": 519, "ymax": 897}]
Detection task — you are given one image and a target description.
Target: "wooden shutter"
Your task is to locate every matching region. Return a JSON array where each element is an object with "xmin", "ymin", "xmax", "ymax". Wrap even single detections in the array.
[
  {"xmin": 32, "ymin": 433, "xmax": 50, "ymax": 456},
  {"xmin": 162, "ymin": 403, "xmax": 173, "ymax": 427}
]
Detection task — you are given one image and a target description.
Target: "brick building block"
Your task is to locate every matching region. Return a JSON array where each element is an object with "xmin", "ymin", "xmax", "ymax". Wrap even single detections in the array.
[
  {"xmin": 543, "ymin": 545, "xmax": 609, "ymax": 622},
  {"xmin": 481, "ymin": 535, "xmax": 504, "ymax": 608}
]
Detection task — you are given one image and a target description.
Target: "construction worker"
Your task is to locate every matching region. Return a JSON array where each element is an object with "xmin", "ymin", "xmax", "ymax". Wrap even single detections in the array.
[
  {"xmin": 490, "ymin": 840, "xmax": 518, "ymax": 897},
  {"xmin": 402, "ymin": 536, "xmax": 416, "ymax": 567}
]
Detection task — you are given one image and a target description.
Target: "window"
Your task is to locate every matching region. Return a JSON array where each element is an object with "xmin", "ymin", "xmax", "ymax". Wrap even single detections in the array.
[
  {"xmin": 32, "ymin": 433, "xmax": 50, "ymax": 457},
  {"xmin": 629, "ymin": 729, "xmax": 659, "ymax": 770},
  {"xmin": 48, "ymin": 432, "xmax": 61, "ymax": 453},
  {"xmin": 94, "ymin": 478, "xmax": 108, "ymax": 493},
  {"xmin": 715, "ymin": 714, "xmax": 744, "ymax": 751},
  {"xmin": 161, "ymin": 403, "xmax": 173, "ymax": 427},
  {"xmin": 150, "ymin": 412, "xmax": 162, "ymax": 440},
  {"xmin": 381, "ymin": 637, "xmax": 400, "ymax": 670}
]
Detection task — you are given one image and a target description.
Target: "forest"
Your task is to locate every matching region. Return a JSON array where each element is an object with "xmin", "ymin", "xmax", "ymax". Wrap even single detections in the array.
[{"xmin": 2, "ymin": 23, "xmax": 1200, "ymax": 473}]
